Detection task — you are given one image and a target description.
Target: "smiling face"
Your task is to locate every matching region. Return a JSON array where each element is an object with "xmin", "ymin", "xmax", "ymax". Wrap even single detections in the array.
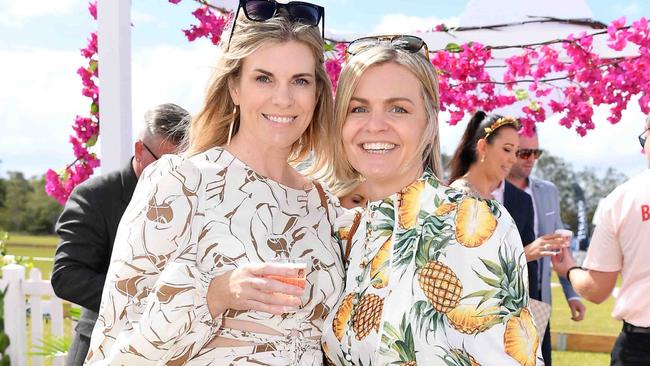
[
  {"xmin": 228, "ymin": 40, "xmax": 317, "ymax": 154},
  {"xmin": 480, "ymin": 127, "xmax": 520, "ymax": 182},
  {"xmin": 342, "ymin": 62, "xmax": 428, "ymax": 199}
]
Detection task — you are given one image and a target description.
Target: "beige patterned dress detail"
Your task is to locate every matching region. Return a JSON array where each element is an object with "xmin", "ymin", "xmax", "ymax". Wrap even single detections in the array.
[{"xmin": 86, "ymin": 146, "xmax": 345, "ymax": 365}]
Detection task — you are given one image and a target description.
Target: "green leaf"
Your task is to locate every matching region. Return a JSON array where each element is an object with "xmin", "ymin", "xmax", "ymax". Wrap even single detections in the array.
[
  {"xmin": 88, "ymin": 59, "xmax": 98, "ymax": 72},
  {"xmin": 90, "ymin": 101, "xmax": 99, "ymax": 114},
  {"xmin": 376, "ymin": 206, "xmax": 395, "ymax": 220},
  {"xmin": 529, "ymin": 100, "xmax": 540, "ymax": 111},
  {"xmin": 479, "ymin": 258, "xmax": 504, "ymax": 277},
  {"xmin": 85, "ymin": 133, "xmax": 98, "ymax": 147},
  {"xmin": 473, "ymin": 270, "xmax": 501, "ymax": 288},
  {"xmin": 515, "ymin": 89, "xmax": 529, "ymax": 101},
  {"xmin": 324, "ymin": 42, "xmax": 334, "ymax": 52},
  {"xmin": 0, "ymin": 334, "xmax": 9, "ymax": 353},
  {"xmin": 445, "ymin": 42, "xmax": 461, "ymax": 53}
]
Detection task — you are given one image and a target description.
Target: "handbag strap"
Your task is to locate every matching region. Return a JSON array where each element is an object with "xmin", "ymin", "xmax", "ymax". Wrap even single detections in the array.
[
  {"xmin": 344, "ymin": 211, "xmax": 362, "ymax": 263},
  {"xmin": 313, "ymin": 181, "xmax": 331, "ymax": 224}
]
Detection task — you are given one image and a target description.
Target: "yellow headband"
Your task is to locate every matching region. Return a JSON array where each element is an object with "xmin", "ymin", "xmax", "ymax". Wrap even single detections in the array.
[{"xmin": 483, "ymin": 116, "xmax": 521, "ymax": 139}]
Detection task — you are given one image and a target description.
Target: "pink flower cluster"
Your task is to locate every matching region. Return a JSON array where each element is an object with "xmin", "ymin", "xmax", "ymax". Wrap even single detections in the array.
[
  {"xmin": 320, "ymin": 17, "xmax": 649, "ymax": 137},
  {"xmin": 45, "ymin": 1, "xmax": 100, "ymax": 205},
  {"xmin": 325, "ymin": 43, "xmax": 347, "ymax": 93},
  {"xmin": 182, "ymin": 5, "xmax": 231, "ymax": 45},
  {"xmin": 430, "ymin": 42, "xmax": 518, "ymax": 126}
]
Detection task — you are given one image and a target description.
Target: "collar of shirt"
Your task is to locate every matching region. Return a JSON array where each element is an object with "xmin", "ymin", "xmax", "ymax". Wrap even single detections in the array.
[{"xmin": 491, "ymin": 180, "xmax": 506, "ymax": 204}]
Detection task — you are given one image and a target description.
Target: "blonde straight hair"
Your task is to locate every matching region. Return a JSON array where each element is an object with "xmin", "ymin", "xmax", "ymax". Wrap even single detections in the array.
[
  {"xmin": 311, "ymin": 46, "xmax": 442, "ymax": 183},
  {"xmin": 186, "ymin": 13, "xmax": 333, "ymax": 163}
]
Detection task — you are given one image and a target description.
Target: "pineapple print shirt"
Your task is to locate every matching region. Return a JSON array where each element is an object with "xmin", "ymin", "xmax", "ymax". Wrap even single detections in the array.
[
  {"xmin": 322, "ymin": 171, "xmax": 543, "ymax": 366},
  {"xmin": 86, "ymin": 146, "xmax": 345, "ymax": 365}
]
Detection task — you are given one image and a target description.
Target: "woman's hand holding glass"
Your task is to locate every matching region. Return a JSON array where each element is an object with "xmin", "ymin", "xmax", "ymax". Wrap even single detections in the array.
[{"xmin": 207, "ymin": 262, "xmax": 306, "ymax": 318}]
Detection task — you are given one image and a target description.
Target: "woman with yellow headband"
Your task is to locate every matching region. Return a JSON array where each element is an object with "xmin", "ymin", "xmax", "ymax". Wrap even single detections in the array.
[{"xmin": 316, "ymin": 37, "xmax": 542, "ymax": 365}]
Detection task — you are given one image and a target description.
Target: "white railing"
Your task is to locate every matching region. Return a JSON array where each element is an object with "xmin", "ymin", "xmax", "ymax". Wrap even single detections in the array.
[{"xmin": 1, "ymin": 264, "xmax": 76, "ymax": 366}]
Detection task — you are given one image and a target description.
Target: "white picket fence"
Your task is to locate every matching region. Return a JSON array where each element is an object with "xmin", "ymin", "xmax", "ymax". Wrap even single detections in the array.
[{"xmin": 1, "ymin": 264, "xmax": 77, "ymax": 366}]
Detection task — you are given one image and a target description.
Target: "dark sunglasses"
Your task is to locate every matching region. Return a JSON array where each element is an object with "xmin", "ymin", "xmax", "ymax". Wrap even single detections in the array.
[
  {"xmin": 141, "ymin": 141, "xmax": 159, "ymax": 160},
  {"xmin": 516, "ymin": 148, "xmax": 544, "ymax": 160},
  {"xmin": 639, "ymin": 128, "xmax": 649, "ymax": 148},
  {"xmin": 228, "ymin": 0, "xmax": 325, "ymax": 47},
  {"xmin": 346, "ymin": 35, "xmax": 430, "ymax": 60}
]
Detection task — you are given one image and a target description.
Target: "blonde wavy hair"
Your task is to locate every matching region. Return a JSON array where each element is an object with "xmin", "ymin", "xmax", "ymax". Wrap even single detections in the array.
[
  {"xmin": 186, "ymin": 12, "xmax": 333, "ymax": 162},
  {"xmin": 311, "ymin": 46, "xmax": 442, "ymax": 183}
]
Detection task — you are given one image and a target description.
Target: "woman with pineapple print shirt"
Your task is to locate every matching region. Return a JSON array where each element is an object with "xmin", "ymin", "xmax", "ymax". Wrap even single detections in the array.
[{"xmin": 315, "ymin": 37, "xmax": 543, "ymax": 365}]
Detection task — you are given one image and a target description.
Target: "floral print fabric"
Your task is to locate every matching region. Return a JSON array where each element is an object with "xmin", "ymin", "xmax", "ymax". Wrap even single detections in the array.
[
  {"xmin": 86, "ymin": 146, "xmax": 344, "ymax": 365},
  {"xmin": 322, "ymin": 172, "xmax": 543, "ymax": 366}
]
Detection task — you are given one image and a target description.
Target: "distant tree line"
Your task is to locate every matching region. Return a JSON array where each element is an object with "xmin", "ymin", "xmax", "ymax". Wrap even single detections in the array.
[{"xmin": 0, "ymin": 172, "xmax": 62, "ymax": 234}]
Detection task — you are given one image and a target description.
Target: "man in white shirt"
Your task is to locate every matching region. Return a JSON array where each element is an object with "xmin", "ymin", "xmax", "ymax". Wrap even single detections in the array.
[{"xmin": 553, "ymin": 116, "xmax": 650, "ymax": 365}]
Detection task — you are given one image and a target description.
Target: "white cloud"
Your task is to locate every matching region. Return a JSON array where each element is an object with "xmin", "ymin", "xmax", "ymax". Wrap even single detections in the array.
[
  {"xmin": 0, "ymin": 41, "xmax": 221, "ymax": 178},
  {"xmin": 372, "ymin": 14, "xmax": 459, "ymax": 34},
  {"xmin": 0, "ymin": 0, "xmax": 84, "ymax": 27},
  {"xmin": 0, "ymin": 46, "xmax": 87, "ymax": 178},
  {"xmin": 130, "ymin": 42, "xmax": 220, "ymax": 137},
  {"xmin": 132, "ymin": 9, "xmax": 155, "ymax": 25},
  {"xmin": 613, "ymin": 2, "xmax": 641, "ymax": 19}
]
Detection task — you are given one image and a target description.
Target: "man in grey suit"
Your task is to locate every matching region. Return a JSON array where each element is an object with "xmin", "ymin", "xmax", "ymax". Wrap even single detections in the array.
[
  {"xmin": 51, "ymin": 103, "xmax": 189, "ymax": 366},
  {"xmin": 507, "ymin": 128, "xmax": 586, "ymax": 366}
]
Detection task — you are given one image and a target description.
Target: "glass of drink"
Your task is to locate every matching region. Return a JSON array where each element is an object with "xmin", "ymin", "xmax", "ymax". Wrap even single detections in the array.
[
  {"xmin": 555, "ymin": 229, "xmax": 573, "ymax": 249},
  {"xmin": 266, "ymin": 257, "xmax": 309, "ymax": 308}
]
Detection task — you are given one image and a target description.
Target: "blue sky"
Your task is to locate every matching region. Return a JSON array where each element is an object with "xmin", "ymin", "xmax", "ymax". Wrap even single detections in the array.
[{"xmin": 1, "ymin": 0, "xmax": 649, "ymax": 179}]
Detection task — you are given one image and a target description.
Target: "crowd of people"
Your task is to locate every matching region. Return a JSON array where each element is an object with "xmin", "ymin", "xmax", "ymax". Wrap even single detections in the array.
[{"xmin": 51, "ymin": 1, "xmax": 650, "ymax": 365}]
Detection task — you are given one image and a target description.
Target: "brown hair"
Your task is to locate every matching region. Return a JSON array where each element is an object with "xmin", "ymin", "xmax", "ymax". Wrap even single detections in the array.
[{"xmin": 448, "ymin": 111, "xmax": 520, "ymax": 183}]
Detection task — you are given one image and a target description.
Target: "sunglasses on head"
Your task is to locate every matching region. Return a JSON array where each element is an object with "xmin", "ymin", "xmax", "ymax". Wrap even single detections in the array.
[
  {"xmin": 639, "ymin": 128, "xmax": 649, "ymax": 148},
  {"xmin": 228, "ymin": 0, "xmax": 325, "ymax": 47},
  {"xmin": 346, "ymin": 35, "xmax": 430, "ymax": 60},
  {"xmin": 516, "ymin": 148, "xmax": 544, "ymax": 160}
]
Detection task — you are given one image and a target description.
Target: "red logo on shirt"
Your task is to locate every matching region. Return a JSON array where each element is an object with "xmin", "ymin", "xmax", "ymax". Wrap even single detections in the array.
[{"xmin": 643, "ymin": 205, "xmax": 650, "ymax": 221}]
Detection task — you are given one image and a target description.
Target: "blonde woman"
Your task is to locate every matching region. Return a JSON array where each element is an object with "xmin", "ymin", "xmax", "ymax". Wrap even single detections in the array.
[
  {"xmin": 316, "ymin": 37, "xmax": 543, "ymax": 365},
  {"xmin": 86, "ymin": 2, "xmax": 344, "ymax": 365}
]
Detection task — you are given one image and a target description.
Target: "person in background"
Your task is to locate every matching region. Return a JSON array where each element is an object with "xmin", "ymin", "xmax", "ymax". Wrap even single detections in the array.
[
  {"xmin": 330, "ymin": 179, "xmax": 368, "ymax": 209},
  {"xmin": 508, "ymin": 126, "xmax": 586, "ymax": 366},
  {"xmin": 552, "ymin": 115, "xmax": 650, "ymax": 366},
  {"xmin": 51, "ymin": 103, "xmax": 190, "ymax": 366},
  {"xmin": 448, "ymin": 111, "xmax": 541, "ymax": 300}
]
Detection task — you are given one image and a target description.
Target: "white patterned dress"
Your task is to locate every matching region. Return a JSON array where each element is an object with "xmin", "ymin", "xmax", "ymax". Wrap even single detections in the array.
[
  {"xmin": 86, "ymin": 146, "xmax": 345, "ymax": 365},
  {"xmin": 322, "ymin": 171, "xmax": 543, "ymax": 366}
]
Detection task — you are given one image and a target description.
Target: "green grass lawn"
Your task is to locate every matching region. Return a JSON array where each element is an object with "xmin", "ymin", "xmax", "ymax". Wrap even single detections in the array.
[
  {"xmin": 4, "ymin": 233, "xmax": 58, "ymax": 278},
  {"xmin": 553, "ymin": 350, "xmax": 611, "ymax": 366},
  {"xmin": 550, "ymin": 272, "xmax": 620, "ymax": 366},
  {"xmin": 550, "ymin": 272, "xmax": 621, "ymax": 335}
]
